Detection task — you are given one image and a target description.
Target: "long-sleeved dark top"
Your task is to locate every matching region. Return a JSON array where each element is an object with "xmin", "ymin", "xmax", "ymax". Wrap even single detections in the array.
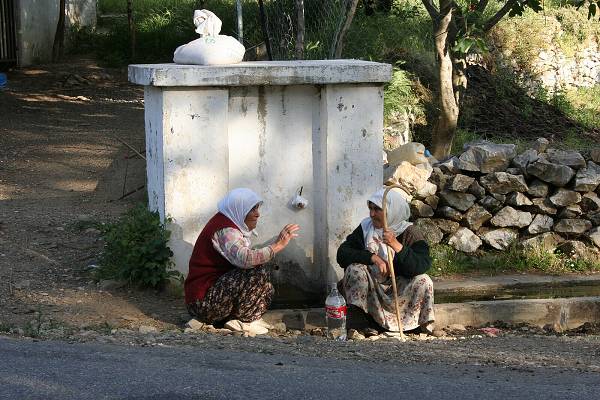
[{"xmin": 336, "ymin": 224, "xmax": 432, "ymax": 279}]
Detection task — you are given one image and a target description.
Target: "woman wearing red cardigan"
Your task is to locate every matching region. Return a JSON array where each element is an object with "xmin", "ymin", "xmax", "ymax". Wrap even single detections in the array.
[{"xmin": 185, "ymin": 188, "xmax": 299, "ymax": 334}]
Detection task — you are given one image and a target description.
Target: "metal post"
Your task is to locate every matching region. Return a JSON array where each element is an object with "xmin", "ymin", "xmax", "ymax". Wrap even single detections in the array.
[{"xmin": 236, "ymin": 0, "xmax": 243, "ymax": 44}]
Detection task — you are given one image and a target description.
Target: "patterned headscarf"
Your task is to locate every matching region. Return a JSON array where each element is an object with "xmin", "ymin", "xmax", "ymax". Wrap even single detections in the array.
[
  {"xmin": 217, "ymin": 188, "xmax": 263, "ymax": 237},
  {"xmin": 360, "ymin": 188, "xmax": 412, "ymax": 261}
]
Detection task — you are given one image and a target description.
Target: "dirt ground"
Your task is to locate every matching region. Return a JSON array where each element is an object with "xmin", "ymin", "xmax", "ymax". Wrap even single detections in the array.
[{"xmin": 0, "ymin": 56, "xmax": 185, "ymax": 332}]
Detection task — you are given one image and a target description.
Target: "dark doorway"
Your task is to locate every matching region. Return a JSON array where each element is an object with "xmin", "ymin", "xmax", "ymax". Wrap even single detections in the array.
[{"xmin": 0, "ymin": 0, "xmax": 17, "ymax": 70}]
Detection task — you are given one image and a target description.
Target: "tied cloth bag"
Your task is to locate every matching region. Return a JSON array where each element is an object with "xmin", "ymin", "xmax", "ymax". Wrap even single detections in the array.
[{"xmin": 173, "ymin": 9, "xmax": 245, "ymax": 66}]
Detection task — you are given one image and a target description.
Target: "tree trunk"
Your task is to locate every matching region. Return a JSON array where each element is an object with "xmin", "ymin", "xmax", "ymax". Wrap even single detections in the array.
[
  {"xmin": 431, "ymin": 0, "xmax": 459, "ymax": 160},
  {"xmin": 52, "ymin": 0, "xmax": 66, "ymax": 62},
  {"xmin": 127, "ymin": 0, "xmax": 136, "ymax": 60},
  {"xmin": 295, "ymin": 0, "xmax": 305, "ymax": 59},
  {"xmin": 330, "ymin": 0, "xmax": 359, "ymax": 58}
]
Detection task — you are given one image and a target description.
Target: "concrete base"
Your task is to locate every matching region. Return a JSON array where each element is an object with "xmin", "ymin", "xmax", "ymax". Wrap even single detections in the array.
[{"xmin": 264, "ymin": 296, "xmax": 600, "ymax": 331}]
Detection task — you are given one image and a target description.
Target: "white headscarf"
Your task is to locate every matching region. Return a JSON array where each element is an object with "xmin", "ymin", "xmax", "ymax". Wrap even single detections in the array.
[
  {"xmin": 217, "ymin": 188, "xmax": 263, "ymax": 237},
  {"xmin": 360, "ymin": 188, "xmax": 412, "ymax": 261}
]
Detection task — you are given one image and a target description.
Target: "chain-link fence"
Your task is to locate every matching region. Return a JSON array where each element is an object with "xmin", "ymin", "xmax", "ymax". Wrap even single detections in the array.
[
  {"xmin": 258, "ymin": 0, "xmax": 350, "ymax": 60},
  {"xmin": 96, "ymin": 0, "xmax": 354, "ymax": 62}
]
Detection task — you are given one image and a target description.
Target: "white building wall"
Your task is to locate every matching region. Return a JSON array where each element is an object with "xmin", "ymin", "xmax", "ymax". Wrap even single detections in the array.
[{"xmin": 17, "ymin": 0, "xmax": 96, "ymax": 66}]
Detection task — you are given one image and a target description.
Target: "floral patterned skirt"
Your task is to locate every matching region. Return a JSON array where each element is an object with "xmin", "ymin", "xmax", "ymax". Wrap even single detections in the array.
[
  {"xmin": 187, "ymin": 266, "xmax": 273, "ymax": 324},
  {"xmin": 342, "ymin": 263, "xmax": 435, "ymax": 332}
]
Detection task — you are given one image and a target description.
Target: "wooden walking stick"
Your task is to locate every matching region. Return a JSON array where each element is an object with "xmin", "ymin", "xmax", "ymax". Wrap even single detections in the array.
[{"xmin": 382, "ymin": 185, "xmax": 406, "ymax": 341}]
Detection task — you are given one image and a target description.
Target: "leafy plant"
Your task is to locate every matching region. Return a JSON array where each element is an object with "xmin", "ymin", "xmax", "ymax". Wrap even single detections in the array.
[{"xmin": 97, "ymin": 204, "xmax": 177, "ymax": 289}]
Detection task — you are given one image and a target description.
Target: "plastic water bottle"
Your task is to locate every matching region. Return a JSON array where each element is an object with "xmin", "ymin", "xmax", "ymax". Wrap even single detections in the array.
[
  {"xmin": 325, "ymin": 286, "xmax": 347, "ymax": 341},
  {"xmin": 0, "ymin": 73, "xmax": 6, "ymax": 90}
]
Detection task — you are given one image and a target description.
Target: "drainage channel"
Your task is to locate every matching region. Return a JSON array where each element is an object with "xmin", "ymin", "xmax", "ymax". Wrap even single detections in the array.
[{"xmin": 436, "ymin": 284, "xmax": 600, "ymax": 303}]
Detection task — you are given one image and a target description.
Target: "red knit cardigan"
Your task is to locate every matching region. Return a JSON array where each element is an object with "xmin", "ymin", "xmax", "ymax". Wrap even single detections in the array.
[{"xmin": 184, "ymin": 213, "xmax": 239, "ymax": 304}]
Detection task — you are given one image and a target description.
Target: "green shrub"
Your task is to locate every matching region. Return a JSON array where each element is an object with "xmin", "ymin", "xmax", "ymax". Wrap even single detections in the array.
[{"xmin": 98, "ymin": 204, "xmax": 177, "ymax": 289}]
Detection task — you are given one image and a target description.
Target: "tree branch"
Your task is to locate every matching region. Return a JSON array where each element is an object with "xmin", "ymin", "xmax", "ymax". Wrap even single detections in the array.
[
  {"xmin": 475, "ymin": 0, "xmax": 490, "ymax": 14},
  {"xmin": 421, "ymin": 0, "xmax": 440, "ymax": 19},
  {"xmin": 483, "ymin": 0, "xmax": 517, "ymax": 31}
]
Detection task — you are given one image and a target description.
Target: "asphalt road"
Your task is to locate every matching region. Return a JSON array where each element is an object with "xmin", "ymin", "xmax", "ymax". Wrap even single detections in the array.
[{"xmin": 0, "ymin": 336, "xmax": 599, "ymax": 400}]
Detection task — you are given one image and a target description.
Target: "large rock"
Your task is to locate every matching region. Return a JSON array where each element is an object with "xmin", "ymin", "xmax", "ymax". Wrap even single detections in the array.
[
  {"xmin": 525, "ymin": 198, "xmax": 558, "ymax": 215},
  {"xmin": 432, "ymin": 218, "xmax": 460, "ymax": 234},
  {"xmin": 554, "ymin": 219, "xmax": 592, "ymax": 235},
  {"xmin": 384, "ymin": 161, "xmax": 431, "ymax": 193},
  {"xmin": 448, "ymin": 228, "xmax": 482, "ymax": 253},
  {"xmin": 414, "ymin": 218, "xmax": 444, "ymax": 244},
  {"xmin": 546, "ymin": 148, "xmax": 586, "ymax": 169},
  {"xmin": 480, "ymin": 172, "xmax": 528, "ymax": 194},
  {"xmin": 438, "ymin": 190, "xmax": 477, "ymax": 212},
  {"xmin": 490, "ymin": 206, "xmax": 533, "ymax": 228},
  {"xmin": 527, "ymin": 179, "xmax": 550, "ymax": 198},
  {"xmin": 511, "ymin": 149, "xmax": 538, "ymax": 174},
  {"xmin": 429, "ymin": 167, "xmax": 448, "ymax": 190},
  {"xmin": 479, "ymin": 195, "xmax": 504, "ymax": 213},
  {"xmin": 574, "ymin": 161, "xmax": 600, "ymax": 192},
  {"xmin": 411, "ymin": 200, "xmax": 434, "ymax": 218},
  {"xmin": 481, "ymin": 228, "xmax": 518, "ymax": 250},
  {"xmin": 527, "ymin": 157, "xmax": 575, "ymax": 187},
  {"xmin": 580, "ymin": 192, "xmax": 600, "ymax": 213},
  {"xmin": 528, "ymin": 214, "xmax": 554, "ymax": 234},
  {"xmin": 549, "ymin": 188, "xmax": 582, "ymax": 207},
  {"xmin": 463, "ymin": 204, "xmax": 493, "ymax": 231},
  {"xmin": 558, "ymin": 204, "xmax": 583, "ymax": 219},
  {"xmin": 448, "ymin": 174, "xmax": 475, "ymax": 192},
  {"xmin": 521, "ymin": 232, "xmax": 564, "ymax": 252},
  {"xmin": 587, "ymin": 227, "xmax": 600, "ymax": 248},
  {"xmin": 436, "ymin": 206, "xmax": 463, "ymax": 221},
  {"xmin": 458, "ymin": 142, "xmax": 516, "ymax": 173},
  {"xmin": 506, "ymin": 192, "xmax": 533, "ymax": 207},
  {"xmin": 386, "ymin": 142, "xmax": 428, "ymax": 166}
]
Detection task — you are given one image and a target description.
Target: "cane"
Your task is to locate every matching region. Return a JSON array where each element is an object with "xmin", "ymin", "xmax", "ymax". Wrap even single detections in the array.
[{"xmin": 382, "ymin": 185, "xmax": 406, "ymax": 341}]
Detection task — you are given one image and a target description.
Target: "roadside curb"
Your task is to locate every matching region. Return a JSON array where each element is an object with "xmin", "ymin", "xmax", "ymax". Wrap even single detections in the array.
[{"xmin": 264, "ymin": 296, "xmax": 600, "ymax": 331}]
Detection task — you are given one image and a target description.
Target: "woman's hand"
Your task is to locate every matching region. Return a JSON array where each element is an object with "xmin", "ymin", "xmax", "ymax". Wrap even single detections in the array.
[
  {"xmin": 371, "ymin": 254, "xmax": 389, "ymax": 277},
  {"xmin": 271, "ymin": 224, "xmax": 300, "ymax": 253},
  {"xmin": 382, "ymin": 228, "xmax": 403, "ymax": 253}
]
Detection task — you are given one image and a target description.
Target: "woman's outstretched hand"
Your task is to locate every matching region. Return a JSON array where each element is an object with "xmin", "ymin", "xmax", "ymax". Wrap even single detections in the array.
[
  {"xmin": 371, "ymin": 254, "xmax": 389, "ymax": 277},
  {"xmin": 271, "ymin": 224, "xmax": 300, "ymax": 253}
]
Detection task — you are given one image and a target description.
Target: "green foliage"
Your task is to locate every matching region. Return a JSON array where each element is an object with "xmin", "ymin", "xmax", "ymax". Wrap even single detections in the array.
[
  {"xmin": 384, "ymin": 67, "xmax": 425, "ymax": 124},
  {"xmin": 430, "ymin": 243, "xmax": 600, "ymax": 277},
  {"xmin": 97, "ymin": 204, "xmax": 177, "ymax": 289}
]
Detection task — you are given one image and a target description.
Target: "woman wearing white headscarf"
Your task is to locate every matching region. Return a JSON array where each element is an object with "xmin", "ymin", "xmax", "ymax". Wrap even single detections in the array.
[
  {"xmin": 337, "ymin": 188, "xmax": 434, "ymax": 335},
  {"xmin": 185, "ymin": 188, "xmax": 299, "ymax": 334}
]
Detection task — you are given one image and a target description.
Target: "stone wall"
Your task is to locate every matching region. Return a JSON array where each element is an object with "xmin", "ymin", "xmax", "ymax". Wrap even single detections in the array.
[{"xmin": 384, "ymin": 140, "xmax": 600, "ymax": 258}]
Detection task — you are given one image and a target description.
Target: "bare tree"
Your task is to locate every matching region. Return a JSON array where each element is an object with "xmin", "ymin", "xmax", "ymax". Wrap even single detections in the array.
[{"xmin": 330, "ymin": 0, "xmax": 360, "ymax": 58}]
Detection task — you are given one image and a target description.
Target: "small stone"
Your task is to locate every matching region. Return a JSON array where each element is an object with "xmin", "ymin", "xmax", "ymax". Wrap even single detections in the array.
[
  {"xmin": 574, "ymin": 161, "xmax": 600, "ymax": 192},
  {"xmin": 467, "ymin": 180, "xmax": 486, "ymax": 199},
  {"xmin": 506, "ymin": 192, "xmax": 533, "ymax": 207},
  {"xmin": 521, "ymin": 232, "xmax": 564, "ymax": 252},
  {"xmin": 546, "ymin": 148, "xmax": 586, "ymax": 169},
  {"xmin": 556, "ymin": 240, "xmax": 596, "ymax": 259},
  {"xmin": 527, "ymin": 157, "xmax": 575, "ymax": 187},
  {"xmin": 581, "ymin": 192, "xmax": 600, "ymax": 213},
  {"xmin": 525, "ymin": 198, "xmax": 558, "ymax": 215},
  {"xmin": 414, "ymin": 218, "xmax": 443, "ymax": 244},
  {"xmin": 416, "ymin": 181, "xmax": 438, "ymax": 199},
  {"xmin": 590, "ymin": 148, "xmax": 600, "ymax": 164},
  {"xmin": 480, "ymin": 172, "xmax": 528, "ymax": 194},
  {"xmin": 586, "ymin": 227, "xmax": 600, "ymax": 248},
  {"xmin": 481, "ymin": 228, "xmax": 518, "ymax": 250},
  {"xmin": 447, "ymin": 324, "xmax": 467, "ymax": 332},
  {"xmin": 185, "ymin": 319, "xmax": 205, "ymax": 331},
  {"xmin": 479, "ymin": 195, "xmax": 504, "ymax": 213},
  {"xmin": 532, "ymin": 138, "xmax": 549, "ymax": 153},
  {"xmin": 138, "ymin": 326, "xmax": 158, "ymax": 334},
  {"xmin": 436, "ymin": 206, "xmax": 463, "ymax": 222},
  {"xmin": 424, "ymin": 195, "xmax": 439, "ymax": 209},
  {"xmin": 433, "ymin": 218, "xmax": 460, "ymax": 234},
  {"xmin": 347, "ymin": 329, "xmax": 365, "ymax": 340},
  {"xmin": 512, "ymin": 149, "xmax": 538, "ymax": 174},
  {"xmin": 432, "ymin": 329, "xmax": 446, "ymax": 338},
  {"xmin": 367, "ymin": 335, "xmax": 381, "ymax": 341},
  {"xmin": 436, "ymin": 156, "xmax": 460, "ymax": 174},
  {"xmin": 458, "ymin": 142, "xmax": 516, "ymax": 173}
]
